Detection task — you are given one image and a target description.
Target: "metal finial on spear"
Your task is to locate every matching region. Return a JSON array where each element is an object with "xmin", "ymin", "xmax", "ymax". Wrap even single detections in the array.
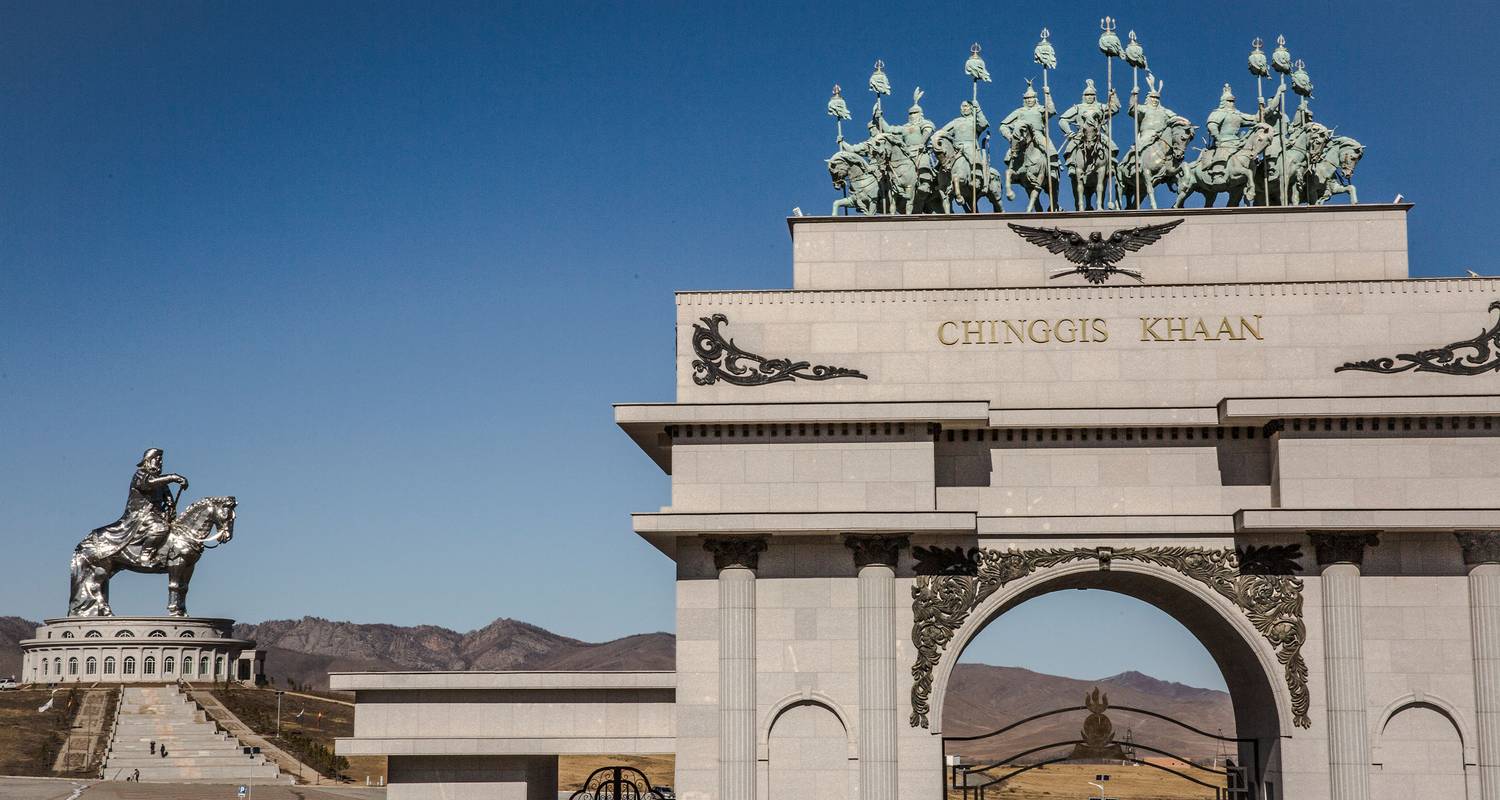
[
  {"xmin": 1271, "ymin": 36, "xmax": 1293, "ymax": 204},
  {"xmin": 868, "ymin": 59, "xmax": 891, "ymax": 99},
  {"xmin": 1099, "ymin": 17, "xmax": 1123, "ymax": 209},
  {"xmin": 1123, "ymin": 30, "xmax": 1147, "ymax": 205},
  {"xmin": 1291, "ymin": 59, "xmax": 1314, "ymax": 98},
  {"xmin": 1034, "ymin": 28, "xmax": 1058, "ymax": 210},
  {"xmin": 1249, "ymin": 38, "xmax": 1272, "ymax": 203},
  {"xmin": 827, "ymin": 83, "xmax": 851, "ymax": 144},
  {"xmin": 965, "ymin": 43, "xmax": 991, "ymax": 212}
]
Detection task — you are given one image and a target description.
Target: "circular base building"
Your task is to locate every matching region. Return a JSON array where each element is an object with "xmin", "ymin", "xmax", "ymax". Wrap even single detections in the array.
[{"xmin": 19, "ymin": 616, "xmax": 263, "ymax": 686}]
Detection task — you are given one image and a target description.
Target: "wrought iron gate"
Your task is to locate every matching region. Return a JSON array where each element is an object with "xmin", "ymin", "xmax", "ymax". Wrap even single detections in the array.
[
  {"xmin": 568, "ymin": 765, "xmax": 672, "ymax": 800},
  {"xmin": 944, "ymin": 687, "xmax": 1261, "ymax": 800}
]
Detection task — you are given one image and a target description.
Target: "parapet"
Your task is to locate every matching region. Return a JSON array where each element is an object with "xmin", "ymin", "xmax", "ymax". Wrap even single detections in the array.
[{"xmin": 788, "ymin": 204, "xmax": 1410, "ymax": 290}]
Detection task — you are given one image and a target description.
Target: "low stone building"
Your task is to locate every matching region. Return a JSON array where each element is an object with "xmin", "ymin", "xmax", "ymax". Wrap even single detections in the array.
[{"xmin": 20, "ymin": 616, "xmax": 263, "ymax": 685}]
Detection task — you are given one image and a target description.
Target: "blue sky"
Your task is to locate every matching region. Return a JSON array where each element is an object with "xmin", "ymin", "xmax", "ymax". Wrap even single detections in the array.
[{"xmin": 1, "ymin": 1, "xmax": 1491, "ymax": 691}]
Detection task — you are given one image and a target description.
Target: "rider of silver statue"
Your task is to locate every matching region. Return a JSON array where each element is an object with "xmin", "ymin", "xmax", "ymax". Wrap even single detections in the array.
[
  {"xmin": 96, "ymin": 448, "xmax": 188, "ymax": 566},
  {"xmin": 999, "ymin": 81, "xmax": 1057, "ymax": 171},
  {"xmin": 70, "ymin": 448, "xmax": 237, "ymax": 617},
  {"xmin": 1057, "ymin": 79, "xmax": 1121, "ymax": 161}
]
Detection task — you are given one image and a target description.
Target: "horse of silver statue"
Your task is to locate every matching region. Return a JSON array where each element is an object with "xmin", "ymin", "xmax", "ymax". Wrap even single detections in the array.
[{"xmin": 68, "ymin": 448, "xmax": 237, "ymax": 617}]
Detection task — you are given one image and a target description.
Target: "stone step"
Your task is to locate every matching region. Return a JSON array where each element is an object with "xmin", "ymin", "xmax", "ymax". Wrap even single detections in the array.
[
  {"xmin": 109, "ymin": 763, "xmax": 287, "ymax": 782},
  {"xmin": 114, "ymin": 734, "xmax": 232, "ymax": 744},
  {"xmin": 104, "ymin": 685, "xmax": 287, "ymax": 786},
  {"xmin": 107, "ymin": 755, "xmax": 271, "ymax": 768},
  {"xmin": 109, "ymin": 749, "xmax": 258, "ymax": 759}
]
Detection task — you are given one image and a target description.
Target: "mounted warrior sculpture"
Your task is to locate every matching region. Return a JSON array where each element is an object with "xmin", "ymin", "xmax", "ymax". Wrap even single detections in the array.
[
  {"xmin": 69, "ymin": 448, "xmax": 237, "ymax": 617},
  {"xmin": 932, "ymin": 99, "xmax": 999, "ymax": 213},
  {"xmin": 1058, "ymin": 79, "xmax": 1121, "ymax": 210},
  {"xmin": 870, "ymin": 88, "xmax": 941, "ymax": 214},
  {"xmin": 1175, "ymin": 83, "xmax": 1282, "ymax": 207},
  {"xmin": 1117, "ymin": 75, "xmax": 1195, "ymax": 210},
  {"xmin": 999, "ymin": 80, "xmax": 1060, "ymax": 212}
]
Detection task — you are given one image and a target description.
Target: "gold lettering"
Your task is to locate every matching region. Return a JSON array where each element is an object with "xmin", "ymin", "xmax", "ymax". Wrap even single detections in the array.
[
  {"xmin": 1218, "ymin": 316, "xmax": 1239, "ymax": 340},
  {"xmin": 1192, "ymin": 318, "xmax": 1212, "ymax": 341},
  {"xmin": 1054, "ymin": 318, "xmax": 1078, "ymax": 343},
  {"xmin": 962, "ymin": 320, "xmax": 984, "ymax": 345},
  {"xmin": 1140, "ymin": 317, "xmax": 1165, "ymax": 341},
  {"xmin": 938, "ymin": 321, "xmax": 959, "ymax": 346},
  {"xmin": 1027, "ymin": 319, "xmax": 1051, "ymax": 343},
  {"xmin": 1165, "ymin": 317, "xmax": 1187, "ymax": 341},
  {"xmin": 987, "ymin": 320, "xmax": 1001, "ymax": 344},
  {"xmin": 1003, "ymin": 320, "xmax": 1026, "ymax": 344},
  {"xmin": 1092, "ymin": 318, "xmax": 1110, "ymax": 342},
  {"xmin": 1239, "ymin": 315, "xmax": 1264, "ymax": 341}
]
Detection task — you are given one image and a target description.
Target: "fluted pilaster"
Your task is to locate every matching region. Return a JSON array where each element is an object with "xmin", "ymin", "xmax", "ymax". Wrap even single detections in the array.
[
  {"xmin": 1311, "ymin": 531, "xmax": 1378, "ymax": 800},
  {"xmin": 846, "ymin": 534, "xmax": 907, "ymax": 800},
  {"xmin": 704, "ymin": 537, "xmax": 765, "ymax": 800},
  {"xmin": 1459, "ymin": 531, "xmax": 1500, "ymax": 800}
]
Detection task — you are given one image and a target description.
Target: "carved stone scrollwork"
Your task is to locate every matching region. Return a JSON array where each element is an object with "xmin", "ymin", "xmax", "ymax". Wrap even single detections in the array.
[
  {"xmin": 703, "ymin": 536, "xmax": 768, "ymax": 571},
  {"xmin": 1335, "ymin": 300, "xmax": 1500, "ymax": 375},
  {"xmin": 691, "ymin": 314, "xmax": 868, "ymax": 386},
  {"xmin": 1456, "ymin": 531, "xmax": 1500, "ymax": 566},
  {"xmin": 844, "ymin": 534, "xmax": 909, "ymax": 568},
  {"xmin": 909, "ymin": 545, "xmax": 1310, "ymax": 730}
]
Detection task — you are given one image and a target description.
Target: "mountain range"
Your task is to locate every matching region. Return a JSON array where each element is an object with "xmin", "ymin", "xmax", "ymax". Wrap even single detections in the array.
[{"xmin": 0, "ymin": 615, "xmax": 1234, "ymax": 757}]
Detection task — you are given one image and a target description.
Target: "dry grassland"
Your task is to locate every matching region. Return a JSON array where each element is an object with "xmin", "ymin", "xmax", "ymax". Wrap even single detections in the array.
[{"xmin": 950, "ymin": 761, "xmax": 1220, "ymax": 799}]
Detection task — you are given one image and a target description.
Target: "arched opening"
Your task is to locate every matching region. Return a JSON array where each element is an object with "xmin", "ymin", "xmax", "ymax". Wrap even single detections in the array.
[
  {"xmin": 164, "ymin": 656, "xmax": 176, "ymax": 674},
  {"xmin": 928, "ymin": 559, "xmax": 1288, "ymax": 798},
  {"xmin": 104, "ymin": 657, "xmax": 116, "ymax": 675},
  {"xmin": 765, "ymin": 700, "xmax": 851, "ymax": 800},
  {"xmin": 1372, "ymin": 702, "xmax": 1469, "ymax": 800}
]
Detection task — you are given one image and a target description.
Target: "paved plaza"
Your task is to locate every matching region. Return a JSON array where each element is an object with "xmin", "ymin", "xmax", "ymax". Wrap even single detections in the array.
[{"xmin": 0, "ymin": 778, "xmax": 385, "ymax": 800}]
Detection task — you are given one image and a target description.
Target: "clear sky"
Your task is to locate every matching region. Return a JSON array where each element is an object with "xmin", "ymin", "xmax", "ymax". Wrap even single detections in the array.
[{"xmin": 2, "ymin": 1, "xmax": 1492, "ymax": 690}]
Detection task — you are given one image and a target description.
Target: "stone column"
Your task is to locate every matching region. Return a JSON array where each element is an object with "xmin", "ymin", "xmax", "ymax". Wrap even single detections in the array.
[
  {"xmin": 845, "ymin": 534, "xmax": 909, "ymax": 800},
  {"xmin": 1459, "ymin": 531, "xmax": 1500, "ymax": 800},
  {"xmin": 703, "ymin": 537, "xmax": 767, "ymax": 800},
  {"xmin": 1310, "ymin": 531, "xmax": 1380, "ymax": 800}
]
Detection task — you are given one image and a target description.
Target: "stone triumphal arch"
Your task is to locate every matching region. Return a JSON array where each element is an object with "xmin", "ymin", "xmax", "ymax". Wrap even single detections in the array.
[{"xmin": 338, "ymin": 204, "xmax": 1500, "ymax": 800}]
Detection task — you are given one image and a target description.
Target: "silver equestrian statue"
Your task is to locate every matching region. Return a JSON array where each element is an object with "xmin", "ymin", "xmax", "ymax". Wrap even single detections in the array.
[{"xmin": 69, "ymin": 448, "xmax": 237, "ymax": 617}]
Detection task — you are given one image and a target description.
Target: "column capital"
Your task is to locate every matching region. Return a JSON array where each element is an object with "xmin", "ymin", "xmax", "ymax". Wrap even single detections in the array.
[
  {"xmin": 843, "ymin": 534, "xmax": 910, "ymax": 568},
  {"xmin": 703, "ymin": 536, "xmax": 768, "ymax": 571},
  {"xmin": 1308, "ymin": 531, "xmax": 1381, "ymax": 566},
  {"xmin": 1456, "ymin": 530, "xmax": 1500, "ymax": 566}
]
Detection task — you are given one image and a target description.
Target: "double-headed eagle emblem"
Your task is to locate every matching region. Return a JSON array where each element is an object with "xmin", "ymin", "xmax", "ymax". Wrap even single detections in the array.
[{"xmin": 1008, "ymin": 219, "xmax": 1184, "ymax": 284}]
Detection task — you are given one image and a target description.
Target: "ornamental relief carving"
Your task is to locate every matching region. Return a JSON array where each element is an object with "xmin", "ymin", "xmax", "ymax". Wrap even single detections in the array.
[{"xmin": 909, "ymin": 545, "xmax": 1310, "ymax": 730}]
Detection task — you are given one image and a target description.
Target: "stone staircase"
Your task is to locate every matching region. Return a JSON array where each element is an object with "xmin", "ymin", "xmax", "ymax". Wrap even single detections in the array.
[{"xmin": 102, "ymin": 686, "xmax": 288, "ymax": 783}]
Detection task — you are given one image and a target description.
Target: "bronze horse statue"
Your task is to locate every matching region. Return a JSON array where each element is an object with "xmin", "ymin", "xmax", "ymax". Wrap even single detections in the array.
[
  {"xmin": 69, "ymin": 496, "xmax": 237, "ymax": 617},
  {"xmin": 1003, "ymin": 121, "xmax": 1060, "ymax": 212},
  {"xmin": 1065, "ymin": 111, "xmax": 1113, "ymax": 211},
  {"xmin": 1118, "ymin": 118, "xmax": 1196, "ymax": 210},
  {"xmin": 1175, "ymin": 123, "xmax": 1275, "ymax": 207}
]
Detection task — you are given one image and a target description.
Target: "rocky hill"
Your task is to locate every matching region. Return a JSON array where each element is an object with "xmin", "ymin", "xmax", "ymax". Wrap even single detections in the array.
[
  {"xmin": 943, "ymin": 664, "xmax": 1236, "ymax": 762},
  {"xmin": 233, "ymin": 616, "xmax": 675, "ymax": 689},
  {"xmin": 0, "ymin": 617, "xmax": 38, "ymax": 680}
]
